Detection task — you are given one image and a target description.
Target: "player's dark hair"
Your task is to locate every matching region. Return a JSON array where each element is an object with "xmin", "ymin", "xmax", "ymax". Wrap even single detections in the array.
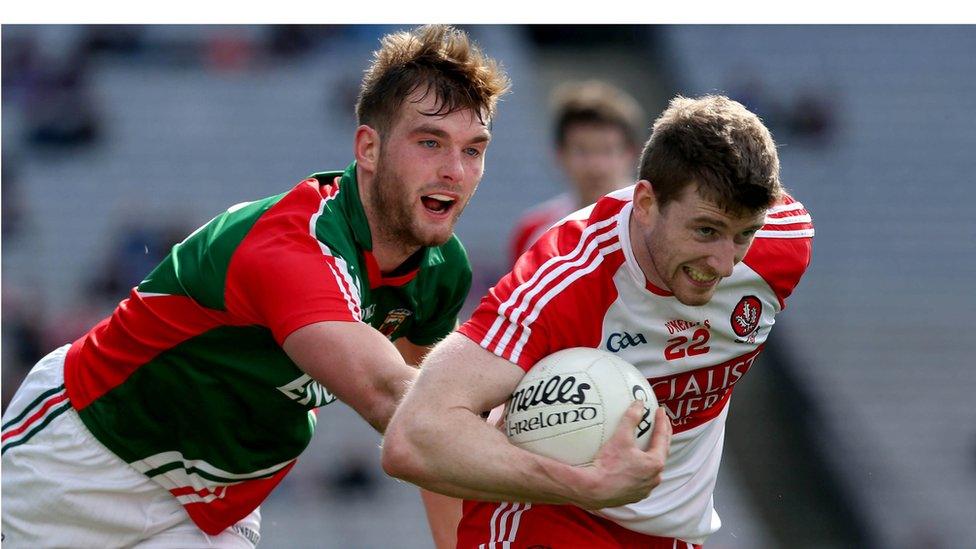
[
  {"xmin": 357, "ymin": 25, "xmax": 511, "ymax": 134},
  {"xmin": 552, "ymin": 80, "xmax": 645, "ymax": 148},
  {"xmin": 638, "ymin": 95, "xmax": 782, "ymax": 215}
]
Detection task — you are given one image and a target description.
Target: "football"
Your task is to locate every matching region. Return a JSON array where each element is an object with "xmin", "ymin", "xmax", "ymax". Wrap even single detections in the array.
[{"xmin": 504, "ymin": 347, "xmax": 657, "ymax": 466}]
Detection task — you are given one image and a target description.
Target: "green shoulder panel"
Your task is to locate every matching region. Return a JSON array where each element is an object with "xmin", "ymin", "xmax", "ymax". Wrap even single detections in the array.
[{"xmin": 139, "ymin": 194, "xmax": 287, "ymax": 309}]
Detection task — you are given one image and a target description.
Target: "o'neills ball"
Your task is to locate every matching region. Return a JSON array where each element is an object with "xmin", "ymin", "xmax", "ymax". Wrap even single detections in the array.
[{"xmin": 504, "ymin": 347, "xmax": 656, "ymax": 466}]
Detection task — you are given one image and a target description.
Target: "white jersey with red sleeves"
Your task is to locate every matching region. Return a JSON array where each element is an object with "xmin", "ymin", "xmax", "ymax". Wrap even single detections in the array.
[{"xmin": 458, "ymin": 186, "xmax": 813, "ymax": 543}]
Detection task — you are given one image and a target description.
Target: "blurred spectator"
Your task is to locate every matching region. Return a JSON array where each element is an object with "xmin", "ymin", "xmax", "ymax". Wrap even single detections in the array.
[
  {"xmin": 83, "ymin": 25, "xmax": 145, "ymax": 56},
  {"xmin": 508, "ymin": 80, "xmax": 644, "ymax": 265},
  {"xmin": 19, "ymin": 28, "xmax": 103, "ymax": 149},
  {"xmin": 788, "ymin": 90, "xmax": 836, "ymax": 147},
  {"xmin": 88, "ymin": 221, "xmax": 188, "ymax": 303},
  {"xmin": 205, "ymin": 30, "xmax": 256, "ymax": 73},
  {"xmin": 727, "ymin": 68, "xmax": 785, "ymax": 133},
  {"xmin": 266, "ymin": 25, "xmax": 344, "ymax": 58},
  {"xmin": 2, "ymin": 155, "xmax": 28, "ymax": 242},
  {"xmin": 1, "ymin": 286, "xmax": 47, "ymax": 408}
]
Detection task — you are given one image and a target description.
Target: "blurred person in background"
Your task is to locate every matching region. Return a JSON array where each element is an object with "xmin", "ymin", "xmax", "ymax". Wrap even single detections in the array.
[
  {"xmin": 384, "ymin": 95, "xmax": 814, "ymax": 548},
  {"xmin": 509, "ymin": 80, "xmax": 644, "ymax": 266},
  {"xmin": 1, "ymin": 24, "xmax": 509, "ymax": 548}
]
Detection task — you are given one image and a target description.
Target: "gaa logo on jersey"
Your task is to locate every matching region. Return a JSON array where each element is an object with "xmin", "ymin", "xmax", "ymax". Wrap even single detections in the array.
[
  {"xmin": 378, "ymin": 308, "xmax": 412, "ymax": 337},
  {"xmin": 731, "ymin": 295, "xmax": 762, "ymax": 337}
]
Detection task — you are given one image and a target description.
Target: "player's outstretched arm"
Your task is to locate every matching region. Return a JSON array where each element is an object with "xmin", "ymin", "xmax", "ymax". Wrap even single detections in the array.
[
  {"xmin": 283, "ymin": 320, "xmax": 419, "ymax": 433},
  {"xmin": 382, "ymin": 333, "xmax": 672, "ymax": 509}
]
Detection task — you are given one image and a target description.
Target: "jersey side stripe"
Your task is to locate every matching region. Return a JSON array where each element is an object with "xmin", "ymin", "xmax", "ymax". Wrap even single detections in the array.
[
  {"xmin": 510, "ymin": 239, "xmax": 621, "ymax": 363},
  {"xmin": 762, "ymin": 214, "xmax": 812, "ymax": 225},
  {"xmin": 498, "ymin": 217, "xmax": 617, "ymax": 321},
  {"xmin": 506, "ymin": 503, "xmax": 531, "ymax": 543},
  {"xmin": 308, "ymin": 195, "xmax": 362, "ymax": 320},
  {"xmin": 481, "ymin": 217, "xmax": 617, "ymax": 349},
  {"xmin": 486, "ymin": 502, "xmax": 510, "ymax": 549},
  {"xmin": 767, "ymin": 201, "xmax": 806, "ymax": 214},
  {"xmin": 495, "ymin": 226, "xmax": 619, "ymax": 357},
  {"xmin": 488, "ymin": 223, "xmax": 618, "ymax": 357},
  {"xmin": 755, "ymin": 228, "xmax": 815, "ymax": 238},
  {"xmin": 495, "ymin": 502, "xmax": 520, "ymax": 545}
]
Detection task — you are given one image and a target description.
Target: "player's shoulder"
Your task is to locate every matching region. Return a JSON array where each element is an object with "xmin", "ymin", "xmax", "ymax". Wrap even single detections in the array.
[
  {"xmin": 743, "ymin": 191, "xmax": 814, "ymax": 308},
  {"xmin": 540, "ymin": 186, "xmax": 633, "ymax": 251},
  {"xmin": 509, "ymin": 188, "xmax": 631, "ymax": 287}
]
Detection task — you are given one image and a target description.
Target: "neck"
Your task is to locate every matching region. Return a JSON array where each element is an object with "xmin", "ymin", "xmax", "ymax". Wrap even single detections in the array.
[
  {"xmin": 628, "ymin": 209, "xmax": 667, "ymax": 290},
  {"xmin": 356, "ymin": 164, "xmax": 421, "ymax": 273}
]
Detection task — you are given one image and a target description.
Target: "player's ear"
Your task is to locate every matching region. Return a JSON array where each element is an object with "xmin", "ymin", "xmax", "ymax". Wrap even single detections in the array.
[
  {"xmin": 354, "ymin": 125, "xmax": 381, "ymax": 172},
  {"xmin": 632, "ymin": 180, "xmax": 656, "ymax": 223}
]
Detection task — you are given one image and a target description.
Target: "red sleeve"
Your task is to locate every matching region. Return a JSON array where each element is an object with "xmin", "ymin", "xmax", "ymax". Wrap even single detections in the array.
[
  {"xmin": 225, "ymin": 182, "xmax": 362, "ymax": 345},
  {"xmin": 744, "ymin": 193, "xmax": 814, "ymax": 310},
  {"xmin": 461, "ymin": 199, "xmax": 627, "ymax": 370}
]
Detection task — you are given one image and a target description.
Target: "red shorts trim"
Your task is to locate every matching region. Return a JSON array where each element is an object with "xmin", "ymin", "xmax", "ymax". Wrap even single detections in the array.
[{"xmin": 458, "ymin": 501, "xmax": 703, "ymax": 549}]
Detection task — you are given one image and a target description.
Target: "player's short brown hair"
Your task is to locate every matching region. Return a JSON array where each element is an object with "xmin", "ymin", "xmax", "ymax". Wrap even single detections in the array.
[
  {"xmin": 552, "ymin": 80, "xmax": 645, "ymax": 148},
  {"xmin": 356, "ymin": 25, "xmax": 511, "ymax": 134},
  {"xmin": 639, "ymin": 95, "xmax": 782, "ymax": 215}
]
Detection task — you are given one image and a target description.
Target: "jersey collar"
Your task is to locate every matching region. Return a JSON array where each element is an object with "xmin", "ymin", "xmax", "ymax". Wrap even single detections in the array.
[{"xmin": 332, "ymin": 161, "xmax": 435, "ymax": 288}]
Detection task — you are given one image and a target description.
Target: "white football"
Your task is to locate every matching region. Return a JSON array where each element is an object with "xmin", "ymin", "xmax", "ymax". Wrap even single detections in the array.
[{"xmin": 504, "ymin": 347, "xmax": 657, "ymax": 466}]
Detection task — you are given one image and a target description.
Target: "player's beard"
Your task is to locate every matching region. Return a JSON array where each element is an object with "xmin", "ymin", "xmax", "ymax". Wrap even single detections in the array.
[{"xmin": 369, "ymin": 156, "xmax": 458, "ymax": 251}]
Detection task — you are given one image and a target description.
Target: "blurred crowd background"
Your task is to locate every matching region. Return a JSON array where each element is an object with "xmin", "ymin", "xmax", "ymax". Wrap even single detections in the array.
[{"xmin": 2, "ymin": 24, "xmax": 974, "ymax": 548}]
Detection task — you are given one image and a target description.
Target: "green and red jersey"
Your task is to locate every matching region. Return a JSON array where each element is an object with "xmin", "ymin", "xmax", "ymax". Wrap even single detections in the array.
[{"xmin": 63, "ymin": 162, "xmax": 471, "ymax": 535}]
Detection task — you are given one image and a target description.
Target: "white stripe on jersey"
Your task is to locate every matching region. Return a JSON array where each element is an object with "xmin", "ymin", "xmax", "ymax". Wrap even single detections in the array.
[
  {"xmin": 761, "ymin": 213, "xmax": 812, "ymax": 225},
  {"xmin": 498, "ymin": 227, "xmax": 620, "ymax": 361},
  {"xmin": 755, "ymin": 228, "xmax": 815, "ymax": 238},
  {"xmin": 309, "ymin": 195, "xmax": 362, "ymax": 320},
  {"xmin": 495, "ymin": 503, "xmax": 520, "ymax": 544},
  {"xmin": 485, "ymin": 502, "xmax": 510, "ymax": 549},
  {"xmin": 482, "ymin": 216, "xmax": 618, "ymax": 350},
  {"xmin": 510, "ymin": 240, "xmax": 622, "ymax": 364},
  {"xmin": 767, "ymin": 201, "xmax": 806, "ymax": 215},
  {"xmin": 134, "ymin": 292, "xmax": 170, "ymax": 298},
  {"xmin": 506, "ymin": 503, "xmax": 531, "ymax": 543}
]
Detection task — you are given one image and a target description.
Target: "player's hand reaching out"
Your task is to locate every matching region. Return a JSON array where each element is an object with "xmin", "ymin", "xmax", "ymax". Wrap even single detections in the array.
[{"xmin": 573, "ymin": 403, "xmax": 672, "ymax": 510}]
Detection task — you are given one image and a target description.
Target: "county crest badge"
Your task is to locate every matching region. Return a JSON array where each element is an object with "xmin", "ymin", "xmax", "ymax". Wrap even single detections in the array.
[
  {"xmin": 378, "ymin": 308, "xmax": 412, "ymax": 338},
  {"xmin": 731, "ymin": 295, "xmax": 762, "ymax": 339}
]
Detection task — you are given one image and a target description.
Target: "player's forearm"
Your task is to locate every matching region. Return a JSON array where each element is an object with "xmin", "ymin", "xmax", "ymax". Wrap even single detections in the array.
[
  {"xmin": 359, "ymin": 364, "xmax": 419, "ymax": 433},
  {"xmin": 383, "ymin": 406, "xmax": 590, "ymax": 505}
]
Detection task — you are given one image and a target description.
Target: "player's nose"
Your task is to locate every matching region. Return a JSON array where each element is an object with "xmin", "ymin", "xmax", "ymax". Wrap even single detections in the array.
[
  {"xmin": 438, "ymin": 149, "xmax": 465, "ymax": 183},
  {"xmin": 706, "ymin": 241, "xmax": 737, "ymax": 278}
]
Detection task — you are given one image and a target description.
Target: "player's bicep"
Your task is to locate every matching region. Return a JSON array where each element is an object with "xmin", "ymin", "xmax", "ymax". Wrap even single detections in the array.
[
  {"xmin": 410, "ymin": 332, "xmax": 525, "ymax": 416},
  {"xmin": 283, "ymin": 321, "xmax": 416, "ymax": 429}
]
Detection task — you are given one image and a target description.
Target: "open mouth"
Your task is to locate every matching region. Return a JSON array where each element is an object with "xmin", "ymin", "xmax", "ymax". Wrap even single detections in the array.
[
  {"xmin": 683, "ymin": 266, "xmax": 719, "ymax": 287},
  {"xmin": 420, "ymin": 193, "xmax": 457, "ymax": 216}
]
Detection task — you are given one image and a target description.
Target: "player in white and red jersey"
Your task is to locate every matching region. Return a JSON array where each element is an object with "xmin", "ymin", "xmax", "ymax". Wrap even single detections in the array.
[
  {"xmin": 384, "ymin": 95, "xmax": 813, "ymax": 548},
  {"xmin": 508, "ymin": 81, "xmax": 644, "ymax": 266}
]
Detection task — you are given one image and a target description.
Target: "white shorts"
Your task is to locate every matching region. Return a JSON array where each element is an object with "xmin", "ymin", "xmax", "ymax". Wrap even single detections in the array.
[{"xmin": 1, "ymin": 345, "xmax": 261, "ymax": 548}]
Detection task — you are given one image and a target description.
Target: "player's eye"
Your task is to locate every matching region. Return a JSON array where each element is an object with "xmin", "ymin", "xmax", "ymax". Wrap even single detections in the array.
[
  {"xmin": 420, "ymin": 139, "xmax": 438, "ymax": 148},
  {"xmin": 696, "ymin": 227, "xmax": 717, "ymax": 238},
  {"xmin": 464, "ymin": 147, "xmax": 481, "ymax": 157},
  {"xmin": 735, "ymin": 229, "xmax": 759, "ymax": 244}
]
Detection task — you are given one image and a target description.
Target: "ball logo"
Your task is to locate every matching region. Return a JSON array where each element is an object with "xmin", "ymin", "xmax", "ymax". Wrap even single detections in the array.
[
  {"xmin": 509, "ymin": 375, "xmax": 590, "ymax": 412},
  {"xmin": 632, "ymin": 385, "xmax": 653, "ymax": 438},
  {"xmin": 731, "ymin": 295, "xmax": 762, "ymax": 337},
  {"xmin": 506, "ymin": 374, "xmax": 596, "ymax": 437}
]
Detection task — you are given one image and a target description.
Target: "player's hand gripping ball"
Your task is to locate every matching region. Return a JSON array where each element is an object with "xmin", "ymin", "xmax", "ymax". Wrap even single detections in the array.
[{"xmin": 504, "ymin": 347, "xmax": 656, "ymax": 466}]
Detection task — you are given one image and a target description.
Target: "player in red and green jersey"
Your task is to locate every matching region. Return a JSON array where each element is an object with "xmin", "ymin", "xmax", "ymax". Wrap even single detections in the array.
[{"xmin": 1, "ymin": 25, "xmax": 510, "ymax": 548}]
